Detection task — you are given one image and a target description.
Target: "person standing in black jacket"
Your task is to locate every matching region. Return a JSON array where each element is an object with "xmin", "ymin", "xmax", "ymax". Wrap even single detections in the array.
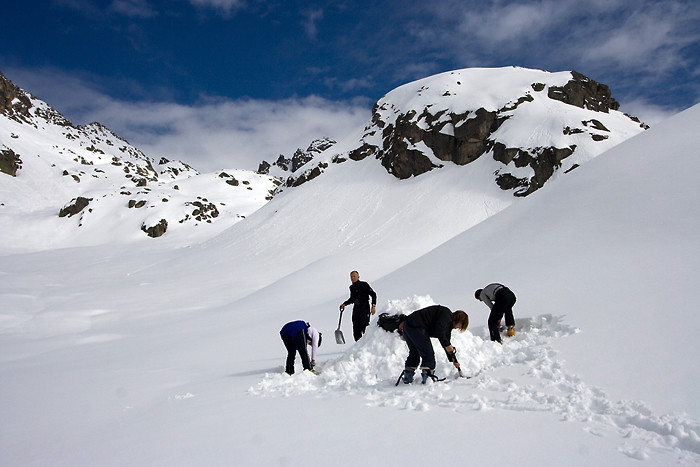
[
  {"xmin": 339, "ymin": 270, "xmax": 377, "ymax": 341},
  {"xmin": 398, "ymin": 305, "xmax": 469, "ymax": 384}
]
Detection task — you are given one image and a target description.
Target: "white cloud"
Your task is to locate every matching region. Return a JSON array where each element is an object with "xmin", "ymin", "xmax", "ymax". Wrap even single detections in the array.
[
  {"xmin": 457, "ymin": 1, "xmax": 564, "ymax": 44},
  {"xmin": 109, "ymin": 0, "xmax": 158, "ymax": 18},
  {"xmin": 113, "ymin": 96, "xmax": 371, "ymax": 172},
  {"xmin": 4, "ymin": 66, "xmax": 370, "ymax": 173},
  {"xmin": 323, "ymin": 76, "xmax": 375, "ymax": 93},
  {"xmin": 620, "ymin": 99, "xmax": 683, "ymax": 127},
  {"xmin": 187, "ymin": 0, "xmax": 247, "ymax": 15},
  {"xmin": 303, "ymin": 9, "xmax": 324, "ymax": 39}
]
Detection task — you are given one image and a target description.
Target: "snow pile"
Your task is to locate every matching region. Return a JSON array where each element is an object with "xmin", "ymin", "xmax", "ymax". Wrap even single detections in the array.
[{"xmin": 250, "ymin": 295, "xmax": 699, "ymax": 463}]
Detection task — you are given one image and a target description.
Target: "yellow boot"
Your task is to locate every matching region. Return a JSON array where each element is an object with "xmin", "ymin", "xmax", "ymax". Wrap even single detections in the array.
[{"xmin": 506, "ymin": 325, "xmax": 515, "ymax": 337}]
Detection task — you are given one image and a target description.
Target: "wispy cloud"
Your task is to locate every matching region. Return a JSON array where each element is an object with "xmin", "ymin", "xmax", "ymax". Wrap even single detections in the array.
[
  {"xmin": 52, "ymin": 0, "xmax": 105, "ymax": 18},
  {"xmin": 118, "ymin": 96, "xmax": 370, "ymax": 172},
  {"xmin": 54, "ymin": 0, "xmax": 158, "ymax": 19},
  {"xmin": 392, "ymin": 0, "xmax": 699, "ymax": 111},
  {"xmin": 303, "ymin": 8, "xmax": 324, "ymax": 39},
  {"xmin": 6, "ymin": 67, "xmax": 370, "ymax": 172},
  {"xmin": 323, "ymin": 76, "xmax": 375, "ymax": 94},
  {"xmin": 109, "ymin": 0, "xmax": 158, "ymax": 18},
  {"xmin": 187, "ymin": 0, "xmax": 247, "ymax": 15}
]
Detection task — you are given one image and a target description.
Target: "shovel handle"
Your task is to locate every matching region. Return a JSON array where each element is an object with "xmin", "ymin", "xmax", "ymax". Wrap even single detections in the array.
[{"xmin": 337, "ymin": 308, "xmax": 344, "ymax": 329}]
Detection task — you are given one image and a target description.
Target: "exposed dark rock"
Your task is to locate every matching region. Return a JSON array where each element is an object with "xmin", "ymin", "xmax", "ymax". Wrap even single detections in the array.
[
  {"xmin": 59, "ymin": 197, "xmax": 93, "ymax": 217},
  {"xmin": 141, "ymin": 219, "xmax": 168, "ymax": 238},
  {"xmin": 493, "ymin": 143, "xmax": 575, "ymax": 196},
  {"xmin": 349, "ymin": 143, "xmax": 378, "ymax": 161},
  {"xmin": 178, "ymin": 199, "xmax": 220, "ymax": 224},
  {"xmin": 259, "ymin": 137, "xmax": 336, "ymax": 175},
  {"xmin": 0, "ymin": 147, "xmax": 22, "ymax": 176},
  {"xmin": 547, "ymin": 71, "xmax": 619, "ymax": 112},
  {"xmin": 583, "ymin": 119, "xmax": 610, "ymax": 132},
  {"xmin": 563, "ymin": 126, "xmax": 585, "ymax": 135},
  {"xmin": 218, "ymin": 172, "xmax": 241, "ymax": 186},
  {"xmin": 291, "ymin": 149, "xmax": 312, "ymax": 172},
  {"xmin": 257, "ymin": 160, "xmax": 271, "ymax": 174},
  {"xmin": 496, "ymin": 173, "xmax": 529, "ymax": 191},
  {"xmin": 378, "ymin": 107, "xmax": 500, "ymax": 178},
  {"xmin": 287, "ymin": 164, "xmax": 325, "ymax": 187},
  {"xmin": 128, "ymin": 200, "xmax": 147, "ymax": 208},
  {"xmin": 499, "ymin": 94, "xmax": 534, "ymax": 112},
  {"xmin": 0, "ymin": 72, "xmax": 34, "ymax": 123},
  {"xmin": 0, "ymin": 71, "xmax": 72, "ymax": 126},
  {"xmin": 274, "ymin": 154, "xmax": 291, "ymax": 172}
]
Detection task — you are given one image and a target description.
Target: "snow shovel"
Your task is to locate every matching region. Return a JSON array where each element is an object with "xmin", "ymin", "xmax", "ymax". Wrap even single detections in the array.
[{"xmin": 335, "ymin": 308, "xmax": 346, "ymax": 344}]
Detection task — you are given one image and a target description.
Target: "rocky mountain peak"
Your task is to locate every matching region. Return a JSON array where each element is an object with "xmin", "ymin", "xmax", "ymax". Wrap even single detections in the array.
[
  {"xmin": 282, "ymin": 67, "xmax": 647, "ymax": 197},
  {"xmin": 547, "ymin": 70, "xmax": 620, "ymax": 112},
  {"xmin": 0, "ymin": 71, "xmax": 72, "ymax": 127},
  {"xmin": 0, "ymin": 71, "xmax": 280, "ymax": 250},
  {"xmin": 257, "ymin": 136, "xmax": 336, "ymax": 177}
]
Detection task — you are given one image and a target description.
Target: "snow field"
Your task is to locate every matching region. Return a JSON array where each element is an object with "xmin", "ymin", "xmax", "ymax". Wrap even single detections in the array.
[{"xmin": 250, "ymin": 295, "xmax": 699, "ymax": 463}]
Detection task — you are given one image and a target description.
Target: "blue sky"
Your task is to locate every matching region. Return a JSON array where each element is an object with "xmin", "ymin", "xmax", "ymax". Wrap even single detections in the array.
[{"xmin": 2, "ymin": 0, "xmax": 699, "ymax": 171}]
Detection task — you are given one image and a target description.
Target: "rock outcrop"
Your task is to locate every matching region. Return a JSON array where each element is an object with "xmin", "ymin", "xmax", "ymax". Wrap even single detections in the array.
[{"xmin": 283, "ymin": 67, "xmax": 647, "ymax": 197}]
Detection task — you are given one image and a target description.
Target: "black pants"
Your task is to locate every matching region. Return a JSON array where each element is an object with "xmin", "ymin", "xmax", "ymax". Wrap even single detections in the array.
[
  {"xmin": 352, "ymin": 304, "xmax": 371, "ymax": 341},
  {"xmin": 281, "ymin": 330, "xmax": 311, "ymax": 374},
  {"xmin": 403, "ymin": 324, "xmax": 436, "ymax": 370},
  {"xmin": 488, "ymin": 287, "xmax": 516, "ymax": 342}
]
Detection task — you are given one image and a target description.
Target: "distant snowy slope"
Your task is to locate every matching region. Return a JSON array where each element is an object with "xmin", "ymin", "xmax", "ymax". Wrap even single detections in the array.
[
  {"xmin": 138, "ymin": 68, "xmax": 648, "ymax": 307},
  {"xmin": 133, "ymin": 148, "xmax": 518, "ymax": 308},
  {"xmin": 0, "ymin": 72, "xmax": 280, "ymax": 252},
  {"xmin": 1, "ymin": 67, "xmax": 646, "ymax": 255}
]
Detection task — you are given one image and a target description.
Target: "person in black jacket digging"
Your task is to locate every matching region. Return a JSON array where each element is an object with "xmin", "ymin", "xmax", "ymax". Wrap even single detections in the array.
[
  {"xmin": 339, "ymin": 270, "xmax": 377, "ymax": 341},
  {"xmin": 398, "ymin": 305, "xmax": 469, "ymax": 384}
]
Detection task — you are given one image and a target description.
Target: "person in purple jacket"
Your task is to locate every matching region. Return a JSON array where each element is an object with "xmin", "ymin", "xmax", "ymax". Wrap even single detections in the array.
[
  {"xmin": 475, "ymin": 283, "xmax": 517, "ymax": 343},
  {"xmin": 279, "ymin": 320, "xmax": 322, "ymax": 375}
]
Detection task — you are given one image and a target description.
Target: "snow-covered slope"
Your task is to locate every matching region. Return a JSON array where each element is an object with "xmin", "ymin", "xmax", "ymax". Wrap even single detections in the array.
[
  {"xmin": 0, "ymin": 72, "xmax": 280, "ymax": 253},
  {"xmin": 1, "ymin": 67, "xmax": 646, "ymax": 254},
  {"xmin": 1, "ymin": 68, "xmax": 697, "ymax": 466},
  {"xmin": 126, "ymin": 70, "xmax": 647, "ymax": 308}
]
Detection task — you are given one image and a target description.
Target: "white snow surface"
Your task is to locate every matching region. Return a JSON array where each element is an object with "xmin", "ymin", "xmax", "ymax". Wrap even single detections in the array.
[
  {"xmin": 0, "ymin": 94, "xmax": 279, "ymax": 253},
  {"xmin": 1, "ymin": 100, "xmax": 699, "ymax": 464}
]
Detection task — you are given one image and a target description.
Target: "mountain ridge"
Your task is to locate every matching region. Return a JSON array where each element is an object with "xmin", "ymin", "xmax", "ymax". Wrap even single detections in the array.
[
  {"xmin": 282, "ymin": 67, "xmax": 646, "ymax": 196},
  {"xmin": 0, "ymin": 71, "xmax": 280, "ymax": 252},
  {"xmin": 1, "ymin": 67, "xmax": 647, "ymax": 253}
]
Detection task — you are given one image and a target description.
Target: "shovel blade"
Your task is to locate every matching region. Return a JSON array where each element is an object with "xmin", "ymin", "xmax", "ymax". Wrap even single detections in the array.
[{"xmin": 335, "ymin": 329, "xmax": 345, "ymax": 344}]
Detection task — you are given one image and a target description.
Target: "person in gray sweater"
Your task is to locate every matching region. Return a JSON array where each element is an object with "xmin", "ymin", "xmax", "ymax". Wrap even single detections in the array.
[{"xmin": 475, "ymin": 283, "xmax": 517, "ymax": 343}]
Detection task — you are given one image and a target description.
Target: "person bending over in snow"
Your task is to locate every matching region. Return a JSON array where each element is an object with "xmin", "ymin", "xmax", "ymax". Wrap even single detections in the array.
[
  {"xmin": 279, "ymin": 320, "xmax": 322, "ymax": 375},
  {"xmin": 398, "ymin": 305, "xmax": 469, "ymax": 384},
  {"xmin": 339, "ymin": 270, "xmax": 377, "ymax": 341},
  {"xmin": 475, "ymin": 283, "xmax": 517, "ymax": 343}
]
